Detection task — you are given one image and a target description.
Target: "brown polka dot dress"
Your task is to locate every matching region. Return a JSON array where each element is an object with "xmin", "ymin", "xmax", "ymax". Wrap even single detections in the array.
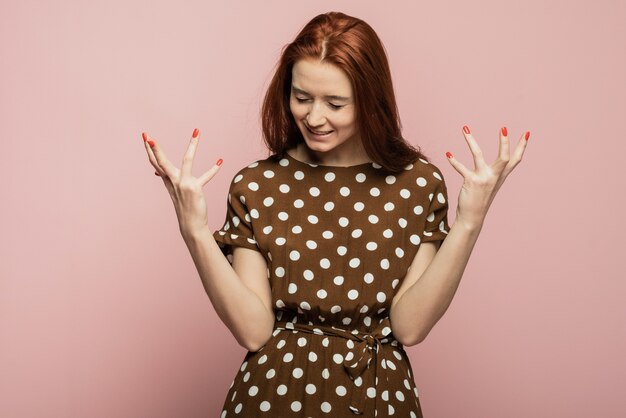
[{"xmin": 213, "ymin": 151, "xmax": 450, "ymax": 417}]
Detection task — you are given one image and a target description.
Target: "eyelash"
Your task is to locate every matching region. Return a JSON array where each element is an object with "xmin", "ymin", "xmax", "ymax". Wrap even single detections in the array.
[{"xmin": 295, "ymin": 97, "xmax": 344, "ymax": 109}]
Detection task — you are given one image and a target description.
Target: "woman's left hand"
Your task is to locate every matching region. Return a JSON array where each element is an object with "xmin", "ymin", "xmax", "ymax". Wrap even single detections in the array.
[{"xmin": 446, "ymin": 125, "xmax": 530, "ymax": 230}]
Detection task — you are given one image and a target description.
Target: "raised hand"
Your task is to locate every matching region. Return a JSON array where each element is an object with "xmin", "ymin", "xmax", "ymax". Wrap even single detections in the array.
[
  {"xmin": 142, "ymin": 129, "xmax": 223, "ymax": 235},
  {"xmin": 445, "ymin": 125, "xmax": 530, "ymax": 230}
]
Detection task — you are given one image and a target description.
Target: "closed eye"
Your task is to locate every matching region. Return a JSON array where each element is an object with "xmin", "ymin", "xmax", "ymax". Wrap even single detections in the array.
[{"xmin": 295, "ymin": 97, "xmax": 344, "ymax": 109}]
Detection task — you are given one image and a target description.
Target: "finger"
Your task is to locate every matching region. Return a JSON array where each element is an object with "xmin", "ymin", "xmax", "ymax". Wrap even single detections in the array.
[
  {"xmin": 493, "ymin": 126, "xmax": 511, "ymax": 175},
  {"xmin": 143, "ymin": 133, "xmax": 166, "ymax": 176},
  {"xmin": 144, "ymin": 133, "xmax": 178, "ymax": 178},
  {"xmin": 181, "ymin": 128, "xmax": 200, "ymax": 178},
  {"xmin": 461, "ymin": 125, "xmax": 488, "ymax": 170},
  {"xmin": 445, "ymin": 151, "xmax": 472, "ymax": 178},
  {"xmin": 198, "ymin": 158, "xmax": 224, "ymax": 186},
  {"xmin": 511, "ymin": 131, "xmax": 530, "ymax": 165}
]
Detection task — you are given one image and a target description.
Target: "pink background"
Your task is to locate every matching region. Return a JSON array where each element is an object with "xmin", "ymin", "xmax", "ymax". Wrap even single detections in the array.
[{"xmin": 1, "ymin": 0, "xmax": 625, "ymax": 417}]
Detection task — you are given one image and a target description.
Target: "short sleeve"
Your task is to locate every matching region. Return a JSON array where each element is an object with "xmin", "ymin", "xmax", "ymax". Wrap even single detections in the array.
[
  {"xmin": 421, "ymin": 169, "xmax": 451, "ymax": 243},
  {"xmin": 212, "ymin": 171, "xmax": 261, "ymax": 262}
]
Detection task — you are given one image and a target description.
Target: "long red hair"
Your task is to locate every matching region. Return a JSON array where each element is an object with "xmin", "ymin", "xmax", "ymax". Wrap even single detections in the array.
[{"xmin": 261, "ymin": 11, "xmax": 429, "ymax": 174}]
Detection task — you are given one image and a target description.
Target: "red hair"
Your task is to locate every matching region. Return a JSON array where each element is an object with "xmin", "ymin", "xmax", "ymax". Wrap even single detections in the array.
[{"xmin": 261, "ymin": 11, "xmax": 429, "ymax": 173}]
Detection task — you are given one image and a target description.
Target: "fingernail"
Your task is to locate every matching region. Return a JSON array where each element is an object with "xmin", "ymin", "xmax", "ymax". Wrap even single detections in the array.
[
  {"xmin": 192, "ymin": 128, "xmax": 199, "ymax": 138},
  {"xmin": 446, "ymin": 151, "xmax": 453, "ymax": 159},
  {"xmin": 501, "ymin": 126, "xmax": 507, "ymax": 136},
  {"xmin": 142, "ymin": 132, "xmax": 148, "ymax": 142},
  {"xmin": 148, "ymin": 140, "xmax": 155, "ymax": 148},
  {"xmin": 216, "ymin": 158, "xmax": 223, "ymax": 166},
  {"xmin": 463, "ymin": 125, "xmax": 470, "ymax": 134},
  {"xmin": 525, "ymin": 131, "xmax": 530, "ymax": 141}
]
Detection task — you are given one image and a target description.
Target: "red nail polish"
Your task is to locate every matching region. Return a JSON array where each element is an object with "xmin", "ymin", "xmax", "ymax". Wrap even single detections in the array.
[
  {"xmin": 142, "ymin": 132, "xmax": 148, "ymax": 142},
  {"xmin": 525, "ymin": 131, "xmax": 530, "ymax": 141},
  {"xmin": 446, "ymin": 151, "xmax": 453, "ymax": 159},
  {"xmin": 192, "ymin": 128, "xmax": 199, "ymax": 138},
  {"xmin": 148, "ymin": 140, "xmax": 155, "ymax": 148},
  {"xmin": 501, "ymin": 126, "xmax": 507, "ymax": 136},
  {"xmin": 216, "ymin": 158, "xmax": 223, "ymax": 166},
  {"xmin": 463, "ymin": 125, "xmax": 470, "ymax": 134}
]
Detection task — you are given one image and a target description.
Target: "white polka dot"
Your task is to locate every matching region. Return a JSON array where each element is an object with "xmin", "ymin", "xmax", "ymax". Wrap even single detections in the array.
[
  {"xmin": 306, "ymin": 384, "xmax": 317, "ymax": 395},
  {"xmin": 278, "ymin": 211, "xmax": 289, "ymax": 221},
  {"xmin": 413, "ymin": 205, "xmax": 423, "ymax": 215},
  {"xmin": 370, "ymin": 187, "xmax": 380, "ymax": 196},
  {"xmin": 398, "ymin": 218, "xmax": 408, "ymax": 228},
  {"xmin": 248, "ymin": 386, "xmax": 259, "ymax": 396},
  {"xmin": 247, "ymin": 182, "xmax": 259, "ymax": 191},
  {"xmin": 396, "ymin": 390, "xmax": 405, "ymax": 401},
  {"xmin": 427, "ymin": 212, "xmax": 435, "ymax": 222},
  {"xmin": 377, "ymin": 292, "xmax": 386, "ymax": 303},
  {"xmin": 384, "ymin": 202, "xmax": 395, "ymax": 211},
  {"xmin": 324, "ymin": 202, "xmax": 335, "ymax": 211},
  {"xmin": 263, "ymin": 197, "xmax": 274, "ymax": 206},
  {"xmin": 322, "ymin": 368, "xmax": 330, "ymax": 379},
  {"xmin": 263, "ymin": 170, "xmax": 275, "ymax": 178},
  {"xmin": 292, "ymin": 225, "xmax": 302, "ymax": 233},
  {"xmin": 383, "ymin": 229, "xmax": 393, "ymax": 238},
  {"xmin": 380, "ymin": 259, "xmax": 390, "ymax": 269},
  {"xmin": 306, "ymin": 240, "xmax": 317, "ymax": 249},
  {"xmin": 354, "ymin": 202, "xmax": 365, "ymax": 211},
  {"xmin": 324, "ymin": 172, "xmax": 336, "ymax": 182},
  {"xmin": 294, "ymin": 171, "xmax": 305, "ymax": 180},
  {"xmin": 309, "ymin": 187, "xmax": 320, "ymax": 197},
  {"xmin": 388, "ymin": 404, "xmax": 395, "ymax": 414},
  {"xmin": 433, "ymin": 171, "xmax": 442, "ymax": 180},
  {"xmin": 234, "ymin": 174, "xmax": 243, "ymax": 183},
  {"xmin": 352, "ymin": 229, "xmax": 363, "ymax": 238},
  {"xmin": 260, "ymin": 401, "xmax": 271, "ymax": 412},
  {"xmin": 277, "ymin": 384, "xmax": 288, "ymax": 395},
  {"xmin": 437, "ymin": 192, "xmax": 446, "ymax": 203},
  {"xmin": 367, "ymin": 387, "xmax": 377, "ymax": 398},
  {"xmin": 332, "ymin": 353, "xmax": 344, "ymax": 364},
  {"xmin": 337, "ymin": 246, "xmax": 347, "ymax": 256},
  {"xmin": 348, "ymin": 289, "xmax": 359, "ymax": 300},
  {"xmin": 308, "ymin": 215, "xmax": 319, "ymax": 224},
  {"xmin": 368, "ymin": 215, "xmax": 379, "ymax": 224},
  {"xmin": 290, "ymin": 250, "xmax": 300, "ymax": 261},
  {"xmin": 303, "ymin": 270, "xmax": 314, "ymax": 280},
  {"xmin": 336, "ymin": 386, "xmax": 347, "ymax": 396},
  {"xmin": 355, "ymin": 173, "xmax": 366, "ymax": 182},
  {"xmin": 294, "ymin": 199, "xmax": 304, "ymax": 208},
  {"xmin": 279, "ymin": 158, "xmax": 289, "ymax": 166},
  {"xmin": 288, "ymin": 283, "xmax": 297, "ymax": 294},
  {"xmin": 317, "ymin": 289, "xmax": 327, "ymax": 299},
  {"xmin": 320, "ymin": 258, "xmax": 331, "ymax": 269},
  {"xmin": 279, "ymin": 184, "xmax": 290, "ymax": 193},
  {"xmin": 340, "ymin": 186, "xmax": 350, "ymax": 196},
  {"xmin": 338, "ymin": 217, "xmax": 349, "ymax": 227},
  {"xmin": 275, "ymin": 237, "xmax": 286, "ymax": 245},
  {"xmin": 283, "ymin": 352, "xmax": 294, "ymax": 362},
  {"xmin": 290, "ymin": 401, "xmax": 302, "ymax": 412},
  {"xmin": 275, "ymin": 267, "xmax": 285, "ymax": 277},
  {"xmin": 400, "ymin": 189, "xmax": 411, "ymax": 198},
  {"xmin": 321, "ymin": 402, "xmax": 332, "ymax": 413},
  {"xmin": 292, "ymin": 368, "xmax": 304, "ymax": 378},
  {"xmin": 410, "ymin": 234, "xmax": 421, "ymax": 245},
  {"xmin": 366, "ymin": 242, "xmax": 378, "ymax": 251},
  {"xmin": 333, "ymin": 276, "xmax": 344, "ymax": 285},
  {"xmin": 300, "ymin": 301, "xmax": 311, "ymax": 310},
  {"xmin": 323, "ymin": 230, "xmax": 334, "ymax": 239},
  {"xmin": 364, "ymin": 273, "xmax": 374, "ymax": 284},
  {"xmin": 349, "ymin": 258, "xmax": 361, "ymax": 268},
  {"xmin": 385, "ymin": 175, "xmax": 396, "ymax": 184},
  {"xmin": 395, "ymin": 247, "xmax": 404, "ymax": 257},
  {"xmin": 416, "ymin": 177, "xmax": 427, "ymax": 187}
]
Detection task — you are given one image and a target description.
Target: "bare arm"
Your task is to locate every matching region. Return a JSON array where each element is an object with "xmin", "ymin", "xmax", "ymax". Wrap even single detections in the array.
[
  {"xmin": 182, "ymin": 227, "xmax": 275, "ymax": 352},
  {"xmin": 390, "ymin": 222, "xmax": 481, "ymax": 346}
]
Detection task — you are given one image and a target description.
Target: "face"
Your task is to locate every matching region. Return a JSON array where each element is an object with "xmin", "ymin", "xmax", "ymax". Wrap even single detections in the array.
[{"xmin": 289, "ymin": 58, "xmax": 362, "ymax": 156}]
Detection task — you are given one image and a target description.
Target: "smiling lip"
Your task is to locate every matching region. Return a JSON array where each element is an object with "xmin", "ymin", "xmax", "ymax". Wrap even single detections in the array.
[{"xmin": 306, "ymin": 125, "xmax": 333, "ymax": 135}]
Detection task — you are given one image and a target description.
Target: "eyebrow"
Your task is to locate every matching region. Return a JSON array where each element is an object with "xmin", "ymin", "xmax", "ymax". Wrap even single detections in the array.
[{"xmin": 291, "ymin": 86, "xmax": 350, "ymax": 101}]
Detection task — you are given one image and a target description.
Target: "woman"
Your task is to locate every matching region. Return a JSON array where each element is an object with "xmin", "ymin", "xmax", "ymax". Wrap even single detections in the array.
[{"xmin": 141, "ymin": 11, "xmax": 529, "ymax": 418}]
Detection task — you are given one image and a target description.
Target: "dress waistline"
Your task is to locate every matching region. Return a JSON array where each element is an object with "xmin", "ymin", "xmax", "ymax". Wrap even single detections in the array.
[{"xmin": 273, "ymin": 317, "xmax": 398, "ymax": 415}]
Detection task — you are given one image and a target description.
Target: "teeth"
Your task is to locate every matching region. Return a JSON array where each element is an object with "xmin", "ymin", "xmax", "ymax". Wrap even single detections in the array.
[{"xmin": 308, "ymin": 126, "xmax": 332, "ymax": 135}]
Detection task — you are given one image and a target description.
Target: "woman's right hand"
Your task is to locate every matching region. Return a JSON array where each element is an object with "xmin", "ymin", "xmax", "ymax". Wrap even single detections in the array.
[{"xmin": 142, "ymin": 129, "xmax": 223, "ymax": 236}]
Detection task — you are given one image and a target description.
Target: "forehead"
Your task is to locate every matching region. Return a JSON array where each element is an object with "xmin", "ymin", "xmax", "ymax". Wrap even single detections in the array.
[{"xmin": 291, "ymin": 58, "xmax": 352, "ymax": 96}]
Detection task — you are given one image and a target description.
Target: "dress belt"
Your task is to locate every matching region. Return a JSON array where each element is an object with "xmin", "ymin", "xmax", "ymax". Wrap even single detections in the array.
[{"xmin": 273, "ymin": 317, "xmax": 398, "ymax": 415}]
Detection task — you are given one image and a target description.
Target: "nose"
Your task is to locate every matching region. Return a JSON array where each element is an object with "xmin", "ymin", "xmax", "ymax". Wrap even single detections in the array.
[{"xmin": 306, "ymin": 101, "xmax": 327, "ymax": 128}]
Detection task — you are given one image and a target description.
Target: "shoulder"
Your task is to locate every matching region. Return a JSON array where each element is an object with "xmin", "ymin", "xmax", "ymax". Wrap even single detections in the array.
[
  {"xmin": 393, "ymin": 157, "xmax": 447, "ymax": 191},
  {"xmin": 224, "ymin": 154, "xmax": 285, "ymax": 194}
]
